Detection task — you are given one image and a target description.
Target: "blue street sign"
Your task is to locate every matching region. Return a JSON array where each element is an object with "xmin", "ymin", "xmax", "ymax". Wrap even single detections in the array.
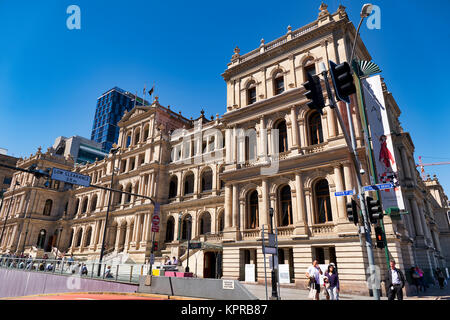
[
  {"xmin": 363, "ymin": 183, "xmax": 394, "ymax": 192},
  {"xmin": 334, "ymin": 190, "xmax": 355, "ymax": 197}
]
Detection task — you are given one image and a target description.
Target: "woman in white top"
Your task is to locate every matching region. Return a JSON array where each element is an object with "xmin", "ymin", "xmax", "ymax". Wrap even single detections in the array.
[{"xmin": 305, "ymin": 260, "xmax": 323, "ymax": 300}]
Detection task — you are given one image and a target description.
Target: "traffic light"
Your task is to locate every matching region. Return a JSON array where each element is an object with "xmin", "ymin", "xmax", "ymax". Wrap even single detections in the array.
[
  {"xmin": 152, "ymin": 241, "xmax": 158, "ymax": 252},
  {"xmin": 374, "ymin": 226, "xmax": 385, "ymax": 249},
  {"xmin": 346, "ymin": 199, "xmax": 358, "ymax": 225},
  {"xmin": 329, "ymin": 61, "xmax": 356, "ymax": 103},
  {"xmin": 366, "ymin": 196, "xmax": 383, "ymax": 223},
  {"xmin": 302, "ymin": 72, "xmax": 325, "ymax": 115}
]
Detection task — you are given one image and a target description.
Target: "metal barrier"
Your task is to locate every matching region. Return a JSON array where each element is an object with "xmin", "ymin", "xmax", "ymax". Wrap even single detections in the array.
[{"xmin": 0, "ymin": 256, "xmax": 154, "ymax": 284}]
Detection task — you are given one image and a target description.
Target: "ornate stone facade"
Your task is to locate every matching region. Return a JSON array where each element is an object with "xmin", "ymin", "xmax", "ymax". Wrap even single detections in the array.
[{"xmin": 0, "ymin": 5, "xmax": 448, "ymax": 296}]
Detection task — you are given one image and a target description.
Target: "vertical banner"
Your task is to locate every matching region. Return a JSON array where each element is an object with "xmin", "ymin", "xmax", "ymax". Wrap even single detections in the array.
[{"xmin": 362, "ymin": 75, "xmax": 405, "ymax": 210}]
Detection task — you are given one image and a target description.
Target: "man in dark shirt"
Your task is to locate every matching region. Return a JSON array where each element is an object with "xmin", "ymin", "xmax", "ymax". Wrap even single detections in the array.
[{"xmin": 385, "ymin": 260, "xmax": 406, "ymax": 300}]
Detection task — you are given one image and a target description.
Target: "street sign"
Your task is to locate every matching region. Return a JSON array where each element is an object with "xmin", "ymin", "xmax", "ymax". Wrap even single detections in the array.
[
  {"xmin": 268, "ymin": 234, "xmax": 276, "ymax": 247},
  {"xmin": 150, "ymin": 254, "xmax": 155, "ymax": 265},
  {"xmin": 189, "ymin": 243, "xmax": 202, "ymax": 249},
  {"xmin": 363, "ymin": 183, "xmax": 394, "ymax": 192},
  {"xmin": 151, "ymin": 203, "xmax": 160, "ymax": 232},
  {"xmin": 263, "ymin": 247, "xmax": 277, "ymax": 255},
  {"xmin": 334, "ymin": 189, "xmax": 355, "ymax": 197},
  {"xmin": 51, "ymin": 168, "xmax": 91, "ymax": 187}
]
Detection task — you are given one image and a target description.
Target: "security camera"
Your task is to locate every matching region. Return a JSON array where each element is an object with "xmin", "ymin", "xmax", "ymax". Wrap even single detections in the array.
[{"xmin": 360, "ymin": 168, "xmax": 366, "ymax": 175}]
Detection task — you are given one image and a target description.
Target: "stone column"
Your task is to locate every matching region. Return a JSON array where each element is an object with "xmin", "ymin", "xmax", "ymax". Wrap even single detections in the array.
[
  {"xmin": 327, "ymin": 107, "xmax": 337, "ymax": 138},
  {"xmin": 400, "ymin": 147, "xmax": 412, "ymax": 179},
  {"xmin": 410, "ymin": 198, "xmax": 424, "ymax": 236},
  {"xmin": 259, "ymin": 117, "xmax": 268, "ymax": 158},
  {"xmin": 290, "ymin": 106, "xmax": 300, "ymax": 149},
  {"xmin": 261, "ymin": 179, "xmax": 270, "ymax": 228},
  {"xmin": 232, "ymin": 184, "xmax": 239, "ymax": 228},
  {"xmin": 294, "ymin": 173, "xmax": 307, "ymax": 235},
  {"xmin": 224, "ymin": 185, "xmax": 232, "ymax": 228},
  {"xmin": 334, "ymin": 165, "xmax": 346, "ymax": 220}
]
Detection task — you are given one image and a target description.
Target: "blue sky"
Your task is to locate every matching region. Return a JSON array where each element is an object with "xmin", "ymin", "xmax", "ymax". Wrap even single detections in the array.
[{"xmin": 0, "ymin": 0, "xmax": 449, "ymax": 193}]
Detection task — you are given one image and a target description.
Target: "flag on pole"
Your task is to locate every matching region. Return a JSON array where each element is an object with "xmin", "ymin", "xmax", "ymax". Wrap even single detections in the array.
[
  {"xmin": 143, "ymin": 86, "xmax": 146, "ymax": 106},
  {"xmin": 148, "ymin": 85, "xmax": 154, "ymax": 96}
]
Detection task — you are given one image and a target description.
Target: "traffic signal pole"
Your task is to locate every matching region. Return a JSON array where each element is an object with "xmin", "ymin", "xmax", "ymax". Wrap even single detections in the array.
[{"xmin": 321, "ymin": 66, "xmax": 380, "ymax": 300}]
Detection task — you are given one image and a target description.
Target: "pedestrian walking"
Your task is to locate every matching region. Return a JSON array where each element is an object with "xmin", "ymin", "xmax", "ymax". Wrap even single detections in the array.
[
  {"xmin": 324, "ymin": 264, "xmax": 340, "ymax": 300},
  {"xmin": 435, "ymin": 268, "xmax": 445, "ymax": 289},
  {"xmin": 104, "ymin": 265, "xmax": 113, "ymax": 279},
  {"xmin": 385, "ymin": 260, "xmax": 406, "ymax": 300},
  {"xmin": 410, "ymin": 267, "xmax": 421, "ymax": 294},
  {"xmin": 305, "ymin": 259, "xmax": 322, "ymax": 300},
  {"xmin": 415, "ymin": 266, "xmax": 426, "ymax": 292}
]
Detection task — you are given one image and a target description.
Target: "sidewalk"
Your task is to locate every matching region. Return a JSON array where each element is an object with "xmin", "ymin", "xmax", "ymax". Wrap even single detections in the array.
[{"xmin": 242, "ymin": 283, "xmax": 450, "ymax": 300}]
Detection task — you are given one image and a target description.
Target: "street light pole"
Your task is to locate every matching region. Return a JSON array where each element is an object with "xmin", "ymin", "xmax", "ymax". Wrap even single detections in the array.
[
  {"xmin": 349, "ymin": 3, "xmax": 374, "ymax": 64},
  {"xmin": 97, "ymin": 146, "xmax": 120, "ymax": 276},
  {"xmin": 0, "ymin": 181, "xmax": 20, "ymax": 250},
  {"xmin": 269, "ymin": 208, "xmax": 279, "ymax": 300},
  {"xmin": 185, "ymin": 216, "xmax": 191, "ymax": 273}
]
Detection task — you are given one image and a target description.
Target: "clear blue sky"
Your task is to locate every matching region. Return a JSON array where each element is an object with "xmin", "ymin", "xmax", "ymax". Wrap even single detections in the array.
[{"xmin": 1, "ymin": 0, "xmax": 449, "ymax": 193}]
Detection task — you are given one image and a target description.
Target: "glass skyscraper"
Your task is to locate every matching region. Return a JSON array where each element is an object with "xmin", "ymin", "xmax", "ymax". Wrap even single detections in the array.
[{"xmin": 91, "ymin": 87, "xmax": 149, "ymax": 152}]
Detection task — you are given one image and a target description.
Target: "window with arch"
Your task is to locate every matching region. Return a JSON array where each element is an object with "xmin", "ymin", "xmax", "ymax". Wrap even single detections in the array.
[
  {"xmin": 84, "ymin": 227, "xmax": 92, "ymax": 247},
  {"xmin": 126, "ymin": 134, "xmax": 132, "ymax": 148},
  {"xmin": 278, "ymin": 185, "xmax": 293, "ymax": 226},
  {"xmin": 199, "ymin": 212, "xmax": 211, "ymax": 235},
  {"xmin": 143, "ymin": 125, "xmax": 150, "ymax": 141},
  {"xmin": 314, "ymin": 179, "xmax": 333, "ymax": 224},
  {"xmin": 169, "ymin": 176, "xmax": 178, "ymax": 198},
  {"xmin": 134, "ymin": 129, "xmax": 141, "ymax": 145},
  {"xmin": 81, "ymin": 197, "xmax": 88, "ymax": 214},
  {"xmin": 217, "ymin": 211, "xmax": 224, "ymax": 233},
  {"xmin": 304, "ymin": 58, "xmax": 316, "ymax": 78},
  {"xmin": 90, "ymin": 194, "xmax": 98, "ymax": 212},
  {"xmin": 36, "ymin": 229, "xmax": 46, "ymax": 249},
  {"xmin": 273, "ymin": 72, "xmax": 285, "ymax": 95},
  {"xmin": 125, "ymin": 184, "xmax": 132, "ymax": 203},
  {"xmin": 247, "ymin": 81, "xmax": 257, "ymax": 105},
  {"xmin": 43, "ymin": 199, "xmax": 52, "ymax": 216},
  {"xmin": 75, "ymin": 229, "xmax": 83, "ymax": 247},
  {"xmin": 308, "ymin": 111, "xmax": 324, "ymax": 145},
  {"xmin": 247, "ymin": 190, "xmax": 259, "ymax": 229},
  {"xmin": 201, "ymin": 168, "xmax": 213, "ymax": 192},
  {"xmin": 165, "ymin": 216, "xmax": 175, "ymax": 242},
  {"xmin": 275, "ymin": 120, "xmax": 288, "ymax": 153},
  {"xmin": 73, "ymin": 199, "xmax": 80, "ymax": 215},
  {"xmin": 115, "ymin": 185, "xmax": 123, "ymax": 205},
  {"xmin": 181, "ymin": 215, "xmax": 192, "ymax": 240},
  {"xmin": 184, "ymin": 172, "xmax": 195, "ymax": 195},
  {"xmin": 219, "ymin": 166, "xmax": 225, "ymax": 189}
]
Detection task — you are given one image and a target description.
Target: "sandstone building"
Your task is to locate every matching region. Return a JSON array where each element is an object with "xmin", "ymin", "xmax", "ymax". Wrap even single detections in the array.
[{"xmin": 0, "ymin": 4, "xmax": 448, "ymax": 295}]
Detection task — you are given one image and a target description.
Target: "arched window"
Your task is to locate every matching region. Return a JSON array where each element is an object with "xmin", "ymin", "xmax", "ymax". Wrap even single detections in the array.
[
  {"xmin": 247, "ymin": 190, "xmax": 259, "ymax": 229},
  {"xmin": 73, "ymin": 199, "xmax": 80, "ymax": 215},
  {"xmin": 273, "ymin": 72, "xmax": 285, "ymax": 95},
  {"xmin": 219, "ymin": 166, "xmax": 225, "ymax": 189},
  {"xmin": 126, "ymin": 134, "xmax": 132, "ymax": 148},
  {"xmin": 143, "ymin": 125, "xmax": 149, "ymax": 141},
  {"xmin": 81, "ymin": 197, "xmax": 88, "ymax": 214},
  {"xmin": 75, "ymin": 229, "xmax": 83, "ymax": 247},
  {"xmin": 115, "ymin": 185, "xmax": 123, "ymax": 205},
  {"xmin": 275, "ymin": 120, "xmax": 288, "ymax": 153},
  {"xmin": 315, "ymin": 179, "xmax": 333, "ymax": 224},
  {"xmin": 184, "ymin": 172, "xmax": 194, "ymax": 195},
  {"xmin": 134, "ymin": 128, "xmax": 141, "ymax": 145},
  {"xmin": 199, "ymin": 212, "xmax": 211, "ymax": 235},
  {"xmin": 90, "ymin": 195, "xmax": 98, "ymax": 212},
  {"xmin": 84, "ymin": 227, "xmax": 92, "ymax": 247},
  {"xmin": 304, "ymin": 58, "xmax": 316, "ymax": 79},
  {"xmin": 165, "ymin": 217, "xmax": 175, "ymax": 242},
  {"xmin": 201, "ymin": 168, "xmax": 213, "ymax": 192},
  {"xmin": 169, "ymin": 176, "xmax": 178, "ymax": 198},
  {"xmin": 308, "ymin": 111, "xmax": 323, "ymax": 145},
  {"xmin": 181, "ymin": 215, "xmax": 192, "ymax": 240},
  {"xmin": 247, "ymin": 81, "xmax": 257, "ymax": 105},
  {"xmin": 36, "ymin": 229, "xmax": 46, "ymax": 249},
  {"xmin": 68, "ymin": 229, "xmax": 74, "ymax": 247},
  {"xmin": 217, "ymin": 211, "xmax": 224, "ymax": 233},
  {"xmin": 125, "ymin": 183, "xmax": 132, "ymax": 203},
  {"xmin": 43, "ymin": 199, "xmax": 52, "ymax": 216},
  {"xmin": 278, "ymin": 185, "xmax": 293, "ymax": 226}
]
